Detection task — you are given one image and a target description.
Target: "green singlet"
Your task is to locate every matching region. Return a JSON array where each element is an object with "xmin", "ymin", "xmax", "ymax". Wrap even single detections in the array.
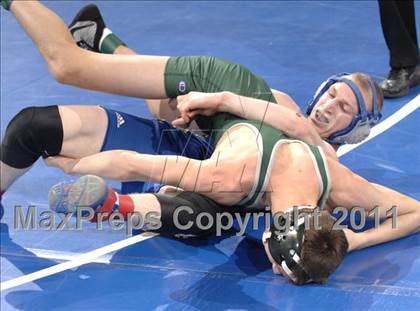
[{"xmin": 165, "ymin": 56, "xmax": 330, "ymax": 208}]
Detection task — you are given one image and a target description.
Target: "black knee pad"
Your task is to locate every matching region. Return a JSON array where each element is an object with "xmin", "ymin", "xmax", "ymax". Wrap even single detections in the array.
[
  {"xmin": 154, "ymin": 191, "xmax": 229, "ymax": 236},
  {"xmin": 1, "ymin": 106, "xmax": 63, "ymax": 168}
]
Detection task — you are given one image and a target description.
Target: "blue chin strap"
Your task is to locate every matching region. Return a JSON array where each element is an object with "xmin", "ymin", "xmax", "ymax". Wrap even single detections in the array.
[{"xmin": 306, "ymin": 73, "xmax": 382, "ymax": 145}]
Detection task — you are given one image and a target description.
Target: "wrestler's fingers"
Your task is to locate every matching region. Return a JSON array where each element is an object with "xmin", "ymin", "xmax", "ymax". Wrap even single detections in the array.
[
  {"xmin": 177, "ymin": 99, "xmax": 193, "ymax": 116},
  {"xmin": 177, "ymin": 94, "xmax": 208, "ymax": 112},
  {"xmin": 178, "ymin": 106, "xmax": 192, "ymax": 121},
  {"xmin": 176, "ymin": 94, "xmax": 191, "ymax": 107},
  {"xmin": 192, "ymin": 108, "xmax": 213, "ymax": 117},
  {"xmin": 184, "ymin": 97, "xmax": 208, "ymax": 110},
  {"xmin": 44, "ymin": 156, "xmax": 78, "ymax": 174},
  {"xmin": 176, "ymin": 101, "xmax": 187, "ymax": 114},
  {"xmin": 176, "ymin": 94, "xmax": 188, "ymax": 102},
  {"xmin": 172, "ymin": 117, "xmax": 188, "ymax": 127}
]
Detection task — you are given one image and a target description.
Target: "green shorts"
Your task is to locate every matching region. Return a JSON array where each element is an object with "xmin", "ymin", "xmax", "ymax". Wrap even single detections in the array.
[
  {"xmin": 164, "ymin": 56, "xmax": 274, "ymax": 100},
  {"xmin": 164, "ymin": 56, "xmax": 276, "ymax": 133}
]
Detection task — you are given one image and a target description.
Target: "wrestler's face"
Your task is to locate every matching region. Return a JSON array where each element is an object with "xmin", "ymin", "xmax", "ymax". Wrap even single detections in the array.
[
  {"xmin": 308, "ymin": 79, "xmax": 372, "ymax": 139},
  {"xmin": 263, "ymin": 238, "xmax": 288, "ymax": 278}
]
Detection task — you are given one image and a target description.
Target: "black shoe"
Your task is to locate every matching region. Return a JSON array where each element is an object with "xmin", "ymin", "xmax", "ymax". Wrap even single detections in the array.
[
  {"xmin": 69, "ymin": 4, "xmax": 106, "ymax": 52},
  {"xmin": 380, "ymin": 65, "xmax": 419, "ymax": 98},
  {"xmin": 408, "ymin": 65, "xmax": 420, "ymax": 89}
]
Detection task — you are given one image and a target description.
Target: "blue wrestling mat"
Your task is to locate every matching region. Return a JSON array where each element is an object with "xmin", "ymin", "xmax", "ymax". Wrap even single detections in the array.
[{"xmin": 1, "ymin": 1, "xmax": 419, "ymax": 310}]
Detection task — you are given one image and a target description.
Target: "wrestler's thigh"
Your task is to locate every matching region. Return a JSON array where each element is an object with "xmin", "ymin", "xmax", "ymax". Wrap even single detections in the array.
[
  {"xmin": 58, "ymin": 105, "xmax": 107, "ymax": 158},
  {"xmin": 70, "ymin": 51, "xmax": 169, "ymax": 99}
]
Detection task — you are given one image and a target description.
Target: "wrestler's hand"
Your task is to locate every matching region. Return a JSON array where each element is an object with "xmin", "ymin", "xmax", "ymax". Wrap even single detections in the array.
[
  {"xmin": 44, "ymin": 156, "xmax": 80, "ymax": 174},
  {"xmin": 172, "ymin": 91, "xmax": 225, "ymax": 126},
  {"xmin": 343, "ymin": 228, "xmax": 361, "ymax": 253}
]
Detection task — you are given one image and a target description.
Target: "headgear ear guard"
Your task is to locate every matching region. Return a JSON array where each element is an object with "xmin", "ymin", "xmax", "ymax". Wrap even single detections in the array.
[
  {"xmin": 262, "ymin": 206, "xmax": 314, "ymax": 283},
  {"xmin": 306, "ymin": 73, "xmax": 382, "ymax": 145}
]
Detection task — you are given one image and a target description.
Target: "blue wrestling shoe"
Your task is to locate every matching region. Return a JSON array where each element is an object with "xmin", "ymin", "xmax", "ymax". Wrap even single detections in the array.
[{"xmin": 48, "ymin": 175, "xmax": 108, "ymax": 213}]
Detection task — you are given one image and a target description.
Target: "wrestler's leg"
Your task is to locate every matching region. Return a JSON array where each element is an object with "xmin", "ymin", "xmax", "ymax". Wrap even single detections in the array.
[
  {"xmin": 49, "ymin": 174, "xmax": 227, "ymax": 236},
  {"xmin": 1, "ymin": 105, "xmax": 107, "ymax": 193},
  {"xmin": 2, "ymin": 104, "xmax": 213, "ymax": 196},
  {"xmin": 8, "ymin": 1, "xmax": 168, "ymax": 98},
  {"xmin": 113, "ymin": 46, "xmax": 179, "ymax": 120},
  {"xmin": 58, "ymin": 106, "xmax": 108, "ymax": 157},
  {"xmin": 114, "ymin": 46, "xmax": 136, "ymax": 55},
  {"xmin": 67, "ymin": 4, "xmax": 178, "ymax": 121},
  {"xmin": 65, "ymin": 4, "xmax": 172, "ymax": 135},
  {"xmin": 126, "ymin": 191, "xmax": 228, "ymax": 236}
]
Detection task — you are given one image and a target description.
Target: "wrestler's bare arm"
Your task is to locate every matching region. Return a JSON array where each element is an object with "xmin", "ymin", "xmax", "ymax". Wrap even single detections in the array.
[
  {"xmin": 45, "ymin": 150, "xmax": 205, "ymax": 191},
  {"xmin": 45, "ymin": 124, "xmax": 260, "ymax": 206},
  {"xmin": 174, "ymin": 91, "xmax": 338, "ymax": 159},
  {"xmin": 270, "ymin": 89, "xmax": 301, "ymax": 112},
  {"xmin": 222, "ymin": 91, "xmax": 338, "ymax": 160},
  {"xmin": 175, "ymin": 91, "xmax": 314, "ymax": 140},
  {"xmin": 327, "ymin": 159, "xmax": 420, "ymax": 252}
]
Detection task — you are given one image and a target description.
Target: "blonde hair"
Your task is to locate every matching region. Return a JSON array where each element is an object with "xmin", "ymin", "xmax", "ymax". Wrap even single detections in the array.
[{"xmin": 349, "ymin": 72, "xmax": 384, "ymax": 113}]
